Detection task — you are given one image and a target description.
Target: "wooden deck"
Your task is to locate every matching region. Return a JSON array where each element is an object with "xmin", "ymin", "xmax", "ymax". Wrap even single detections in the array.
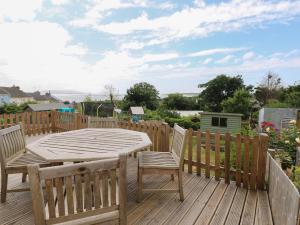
[
  {"xmin": 0, "ymin": 157, "xmax": 273, "ymax": 225},
  {"xmin": 0, "ymin": 136, "xmax": 273, "ymax": 225}
]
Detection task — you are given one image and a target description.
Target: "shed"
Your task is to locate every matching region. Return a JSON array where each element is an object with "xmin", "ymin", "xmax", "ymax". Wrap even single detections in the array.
[
  {"xmin": 258, "ymin": 107, "xmax": 300, "ymax": 130},
  {"xmin": 25, "ymin": 103, "xmax": 69, "ymax": 112},
  {"xmin": 199, "ymin": 112, "xmax": 242, "ymax": 134},
  {"xmin": 129, "ymin": 107, "xmax": 144, "ymax": 122}
]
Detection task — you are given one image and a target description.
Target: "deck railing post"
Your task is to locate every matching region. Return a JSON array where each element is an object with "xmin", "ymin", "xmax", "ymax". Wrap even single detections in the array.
[
  {"xmin": 50, "ymin": 110, "xmax": 56, "ymax": 133},
  {"xmin": 257, "ymin": 133, "xmax": 269, "ymax": 190}
]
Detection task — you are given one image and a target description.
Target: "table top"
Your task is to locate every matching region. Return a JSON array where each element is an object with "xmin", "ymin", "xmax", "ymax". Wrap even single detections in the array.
[{"xmin": 26, "ymin": 128, "xmax": 152, "ymax": 162}]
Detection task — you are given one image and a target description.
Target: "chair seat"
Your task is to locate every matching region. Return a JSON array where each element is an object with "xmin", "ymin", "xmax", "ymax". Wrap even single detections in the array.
[
  {"xmin": 6, "ymin": 151, "xmax": 51, "ymax": 169},
  {"xmin": 138, "ymin": 151, "xmax": 179, "ymax": 169}
]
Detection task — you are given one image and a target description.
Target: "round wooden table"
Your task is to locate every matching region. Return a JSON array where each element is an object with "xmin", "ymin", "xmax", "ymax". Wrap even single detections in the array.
[{"xmin": 26, "ymin": 128, "xmax": 152, "ymax": 162}]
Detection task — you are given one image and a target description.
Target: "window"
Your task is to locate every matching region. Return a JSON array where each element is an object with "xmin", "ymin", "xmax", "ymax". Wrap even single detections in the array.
[
  {"xmin": 220, "ymin": 118, "xmax": 227, "ymax": 127},
  {"xmin": 211, "ymin": 117, "xmax": 219, "ymax": 126},
  {"xmin": 211, "ymin": 117, "xmax": 228, "ymax": 128}
]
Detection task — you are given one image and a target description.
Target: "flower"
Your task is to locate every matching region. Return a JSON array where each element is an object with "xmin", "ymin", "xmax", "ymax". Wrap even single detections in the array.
[
  {"xmin": 285, "ymin": 140, "xmax": 290, "ymax": 144},
  {"xmin": 289, "ymin": 120, "xmax": 297, "ymax": 124},
  {"xmin": 296, "ymin": 137, "xmax": 300, "ymax": 144},
  {"xmin": 266, "ymin": 127, "xmax": 270, "ymax": 132}
]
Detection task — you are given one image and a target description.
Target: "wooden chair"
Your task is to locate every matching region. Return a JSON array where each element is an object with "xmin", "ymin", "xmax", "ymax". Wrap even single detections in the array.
[
  {"xmin": 137, "ymin": 124, "xmax": 187, "ymax": 202},
  {"xmin": 0, "ymin": 124, "xmax": 52, "ymax": 203},
  {"xmin": 28, "ymin": 154, "xmax": 127, "ymax": 225}
]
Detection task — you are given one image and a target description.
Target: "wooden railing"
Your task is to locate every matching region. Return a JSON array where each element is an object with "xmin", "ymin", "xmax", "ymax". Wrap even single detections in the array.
[
  {"xmin": 267, "ymin": 152, "xmax": 300, "ymax": 225},
  {"xmin": 0, "ymin": 111, "xmax": 52, "ymax": 136},
  {"xmin": 183, "ymin": 129, "xmax": 269, "ymax": 190},
  {"xmin": 1, "ymin": 111, "xmax": 269, "ymax": 190}
]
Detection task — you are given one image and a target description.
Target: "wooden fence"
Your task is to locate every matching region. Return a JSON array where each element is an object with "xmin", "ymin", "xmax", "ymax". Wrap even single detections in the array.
[
  {"xmin": 0, "ymin": 111, "xmax": 52, "ymax": 135},
  {"xmin": 183, "ymin": 129, "xmax": 269, "ymax": 190},
  {"xmin": 267, "ymin": 152, "xmax": 300, "ymax": 225},
  {"xmin": 1, "ymin": 111, "xmax": 269, "ymax": 190}
]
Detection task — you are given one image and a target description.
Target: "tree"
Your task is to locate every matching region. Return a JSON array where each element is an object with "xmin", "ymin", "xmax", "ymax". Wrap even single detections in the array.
[
  {"xmin": 254, "ymin": 72, "xmax": 283, "ymax": 105},
  {"xmin": 122, "ymin": 82, "xmax": 160, "ymax": 110},
  {"xmin": 279, "ymin": 83, "xmax": 300, "ymax": 107},
  {"xmin": 221, "ymin": 88, "xmax": 254, "ymax": 120},
  {"xmin": 162, "ymin": 93, "xmax": 200, "ymax": 110},
  {"xmin": 104, "ymin": 84, "xmax": 118, "ymax": 106},
  {"xmin": 199, "ymin": 75, "xmax": 245, "ymax": 112}
]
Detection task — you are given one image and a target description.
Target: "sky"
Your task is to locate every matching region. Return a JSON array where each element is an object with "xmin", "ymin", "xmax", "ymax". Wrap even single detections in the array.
[{"xmin": 0, "ymin": 0, "xmax": 300, "ymax": 94}]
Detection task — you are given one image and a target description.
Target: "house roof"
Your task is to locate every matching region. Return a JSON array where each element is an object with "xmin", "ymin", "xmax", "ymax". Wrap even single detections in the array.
[
  {"xmin": 0, "ymin": 88, "xmax": 10, "ymax": 95},
  {"xmin": 199, "ymin": 112, "xmax": 243, "ymax": 117},
  {"xmin": 27, "ymin": 91, "xmax": 59, "ymax": 102},
  {"xmin": 130, "ymin": 106, "xmax": 144, "ymax": 115},
  {"xmin": 27, "ymin": 103, "xmax": 68, "ymax": 111},
  {"xmin": 0, "ymin": 86, "xmax": 29, "ymax": 98}
]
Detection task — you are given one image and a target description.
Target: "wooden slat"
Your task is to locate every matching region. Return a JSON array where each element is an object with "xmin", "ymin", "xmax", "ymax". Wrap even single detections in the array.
[
  {"xmin": 215, "ymin": 131, "xmax": 221, "ymax": 181},
  {"xmin": 205, "ymin": 130, "xmax": 210, "ymax": 178},
  {"xmin": 45, "ymin": 179, "xmax": 56, "ymax": 218},
  {"xmin": 243, "ymin": 136, "xmax": 250, "ymax": 189},
  {"xmin": 55, "ymin": 177, "xmax": 65, "ymax": 216},
  {"xmin": 224, "ymin": 132, "xmax": 231, "ymax": 184},
  {"xmin": 250, "ymin": 136, "xmax": 259, "ymax": 190},
  {"xmin": 188, "ymin": 128, "xmax": 193, "ymax": 174},
  {"xmin": 236, "ymin": 133, "xmax": 242, "ymax": 187},
  {"xmin": 196, "ymin": 130, "xmax": 201, "ymax": 176},
  {"xmin": 65, "ymin": 176, "xmax": 74, "ymax": 215},
  {"xmin": 93, "ymin": 172, "xmax": 101, "ymax": 209},
  {"xmin": 75, "ymin": 174, "xmax": 83, "ymax": 213}
]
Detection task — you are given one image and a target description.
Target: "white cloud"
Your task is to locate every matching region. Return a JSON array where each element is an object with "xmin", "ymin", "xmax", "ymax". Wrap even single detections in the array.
[
  {"xmin": 215, "ymin": 55, "xmax": 235, "ymax": 64},
  {"xmin": 86, "ymin": 0, "xmax": 300, "ymax": 49},
  {"xmin": 0, "ymin": 0, "xmax": 42, "ymax": 22},
  {"xmin": 202, "ymin": 58, "xmax": 213, "ymax": 65},
  {"xmin": 51, "ymin": 0, "xmax": 70, "ymax": 5},
  {"xmin": 71, "ymin": 0, "xmax": 174, "ymax": 27},
  {"xmin": 145, "ymin": 54, "xmax": 300, "ymax": 80},
  {"xmin": 243, "ymin": 51, "xmax": 255, "ymax": 60},
  {"xmin": 188, "ymin": 47, "xmax": 247, "ymax": 57}
]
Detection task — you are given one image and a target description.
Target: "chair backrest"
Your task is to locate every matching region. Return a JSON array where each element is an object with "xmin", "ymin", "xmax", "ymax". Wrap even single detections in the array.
[
  {"xmin": 170, "ymin": 124, "xmax": 187, "ymax": 166},
  {"xmin": 0, "ymin": 123, "xmax": 26, "ymax": 168},
  {"xmin": 88, "ymin": 116, "xmax": 119, "ymax": 128},
  {"xmin": 28, "ymin": 154, "xmax": 127, "ymax": 225}
]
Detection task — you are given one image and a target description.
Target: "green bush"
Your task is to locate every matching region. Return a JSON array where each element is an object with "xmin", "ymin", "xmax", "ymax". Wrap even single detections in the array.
[{"xmin": 164, "ymin": 117, "xmax": 200, "ymax": 130}]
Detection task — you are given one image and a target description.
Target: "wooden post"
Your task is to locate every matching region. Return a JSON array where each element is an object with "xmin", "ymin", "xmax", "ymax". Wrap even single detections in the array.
[
  {"xmin": 224, "ymin": 132, "xmax": 231, "ymax": 184},
  {"xmin": 188, "ymin": 128, "xmax": 193, "ymax": 174},
  {"xmin": 257, "ymin": 133, "xmax": 269, "ymax": 190},
  {"xmin": 27, "ymin": 165, "xmax": 46, "ymax": 225},
  {"xmin": 51, "ymin": 110, "xmax": 56, "ymax": 133}
]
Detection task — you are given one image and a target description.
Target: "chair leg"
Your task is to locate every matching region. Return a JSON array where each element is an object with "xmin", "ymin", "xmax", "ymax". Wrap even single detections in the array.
[
  {"xmin": 1, "ymin": 171, "xmax": 8, "ymax": 203},
  {"xmin": 178, "ymin": 170, "xmax": 184, "ymax": 201},
  {"xmin": 22, "ymin": 173, "xmax": 27, "ymax": 183},
  {"xmin": 137, "ymin": 168, "xmax": 143, "ymax": 203}
]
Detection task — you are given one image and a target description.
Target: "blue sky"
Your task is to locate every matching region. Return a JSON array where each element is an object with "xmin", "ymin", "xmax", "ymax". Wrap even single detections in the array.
[{"xmin": 0, "ymin": 0, "xmax": 300, "ymax": 94}]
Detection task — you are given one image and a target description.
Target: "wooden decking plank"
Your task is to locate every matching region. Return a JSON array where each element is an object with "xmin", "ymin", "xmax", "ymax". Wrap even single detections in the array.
[
  {"xmin": 178, "ymin": 179, "xmax": 220, "ymax": 225},
  {"xmin": 130, "ymin": 174, "xmax": 196, "ymax": 225},
  {"xmin": 147, "ymin": 177, "xmax": 211, "ymax": 225},
  {"xmin": 142, "ymin": 175, "xmax": 205, "ymax": 225},
  {"xmin": 225, "ymin": 187, "xmax": 247, "ymax": 225},
  {"xmin": 209, "ymin": 183, "xmax": 237, "ymax": 225},
  {"xmin": 163, "ymin": 178, "xmax": 217, "ymax": 225},
  {"xmin": 194, "ymin": 182, "xmax": 228, "ymax": 225},
  {"xmin": 240, "ymin": 190, "xmax": 257, "ymax": 225},
  {"xmin": 255, "ymin": 191, "xmax": 273, "ymax": 225}
]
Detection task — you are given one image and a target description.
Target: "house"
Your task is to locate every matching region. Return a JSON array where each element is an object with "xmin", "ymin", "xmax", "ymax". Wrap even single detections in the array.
[
  {"xmin": 25, "ymin": 103, "xmax": 69, "ymax": 112},
  {"xmin": 27, "ymin": 91, "xmax": 59, "ymax": 103},
  {"xmin": 259, "ymin": 107, "xmax": 300, "ymax": 130},
  {"xmin": 199, "ymin": 112, "xmax": 242, "ymax": 133},
  {"xmin": 129, "ymin": 106, "xmax": 144, "ymax": 122},
  {"xmin": 0, "ymin": 89, "xmax": 10, "ymax": 105},
  {"xmin": 0, "ymin": 86, "xmax": 34, "ymax": 104}
]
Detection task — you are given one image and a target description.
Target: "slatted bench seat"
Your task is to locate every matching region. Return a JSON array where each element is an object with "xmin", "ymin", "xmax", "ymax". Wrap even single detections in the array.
[{"xmin": 0, "ymin": 124, "xmax": 53, "ymax": 203}]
